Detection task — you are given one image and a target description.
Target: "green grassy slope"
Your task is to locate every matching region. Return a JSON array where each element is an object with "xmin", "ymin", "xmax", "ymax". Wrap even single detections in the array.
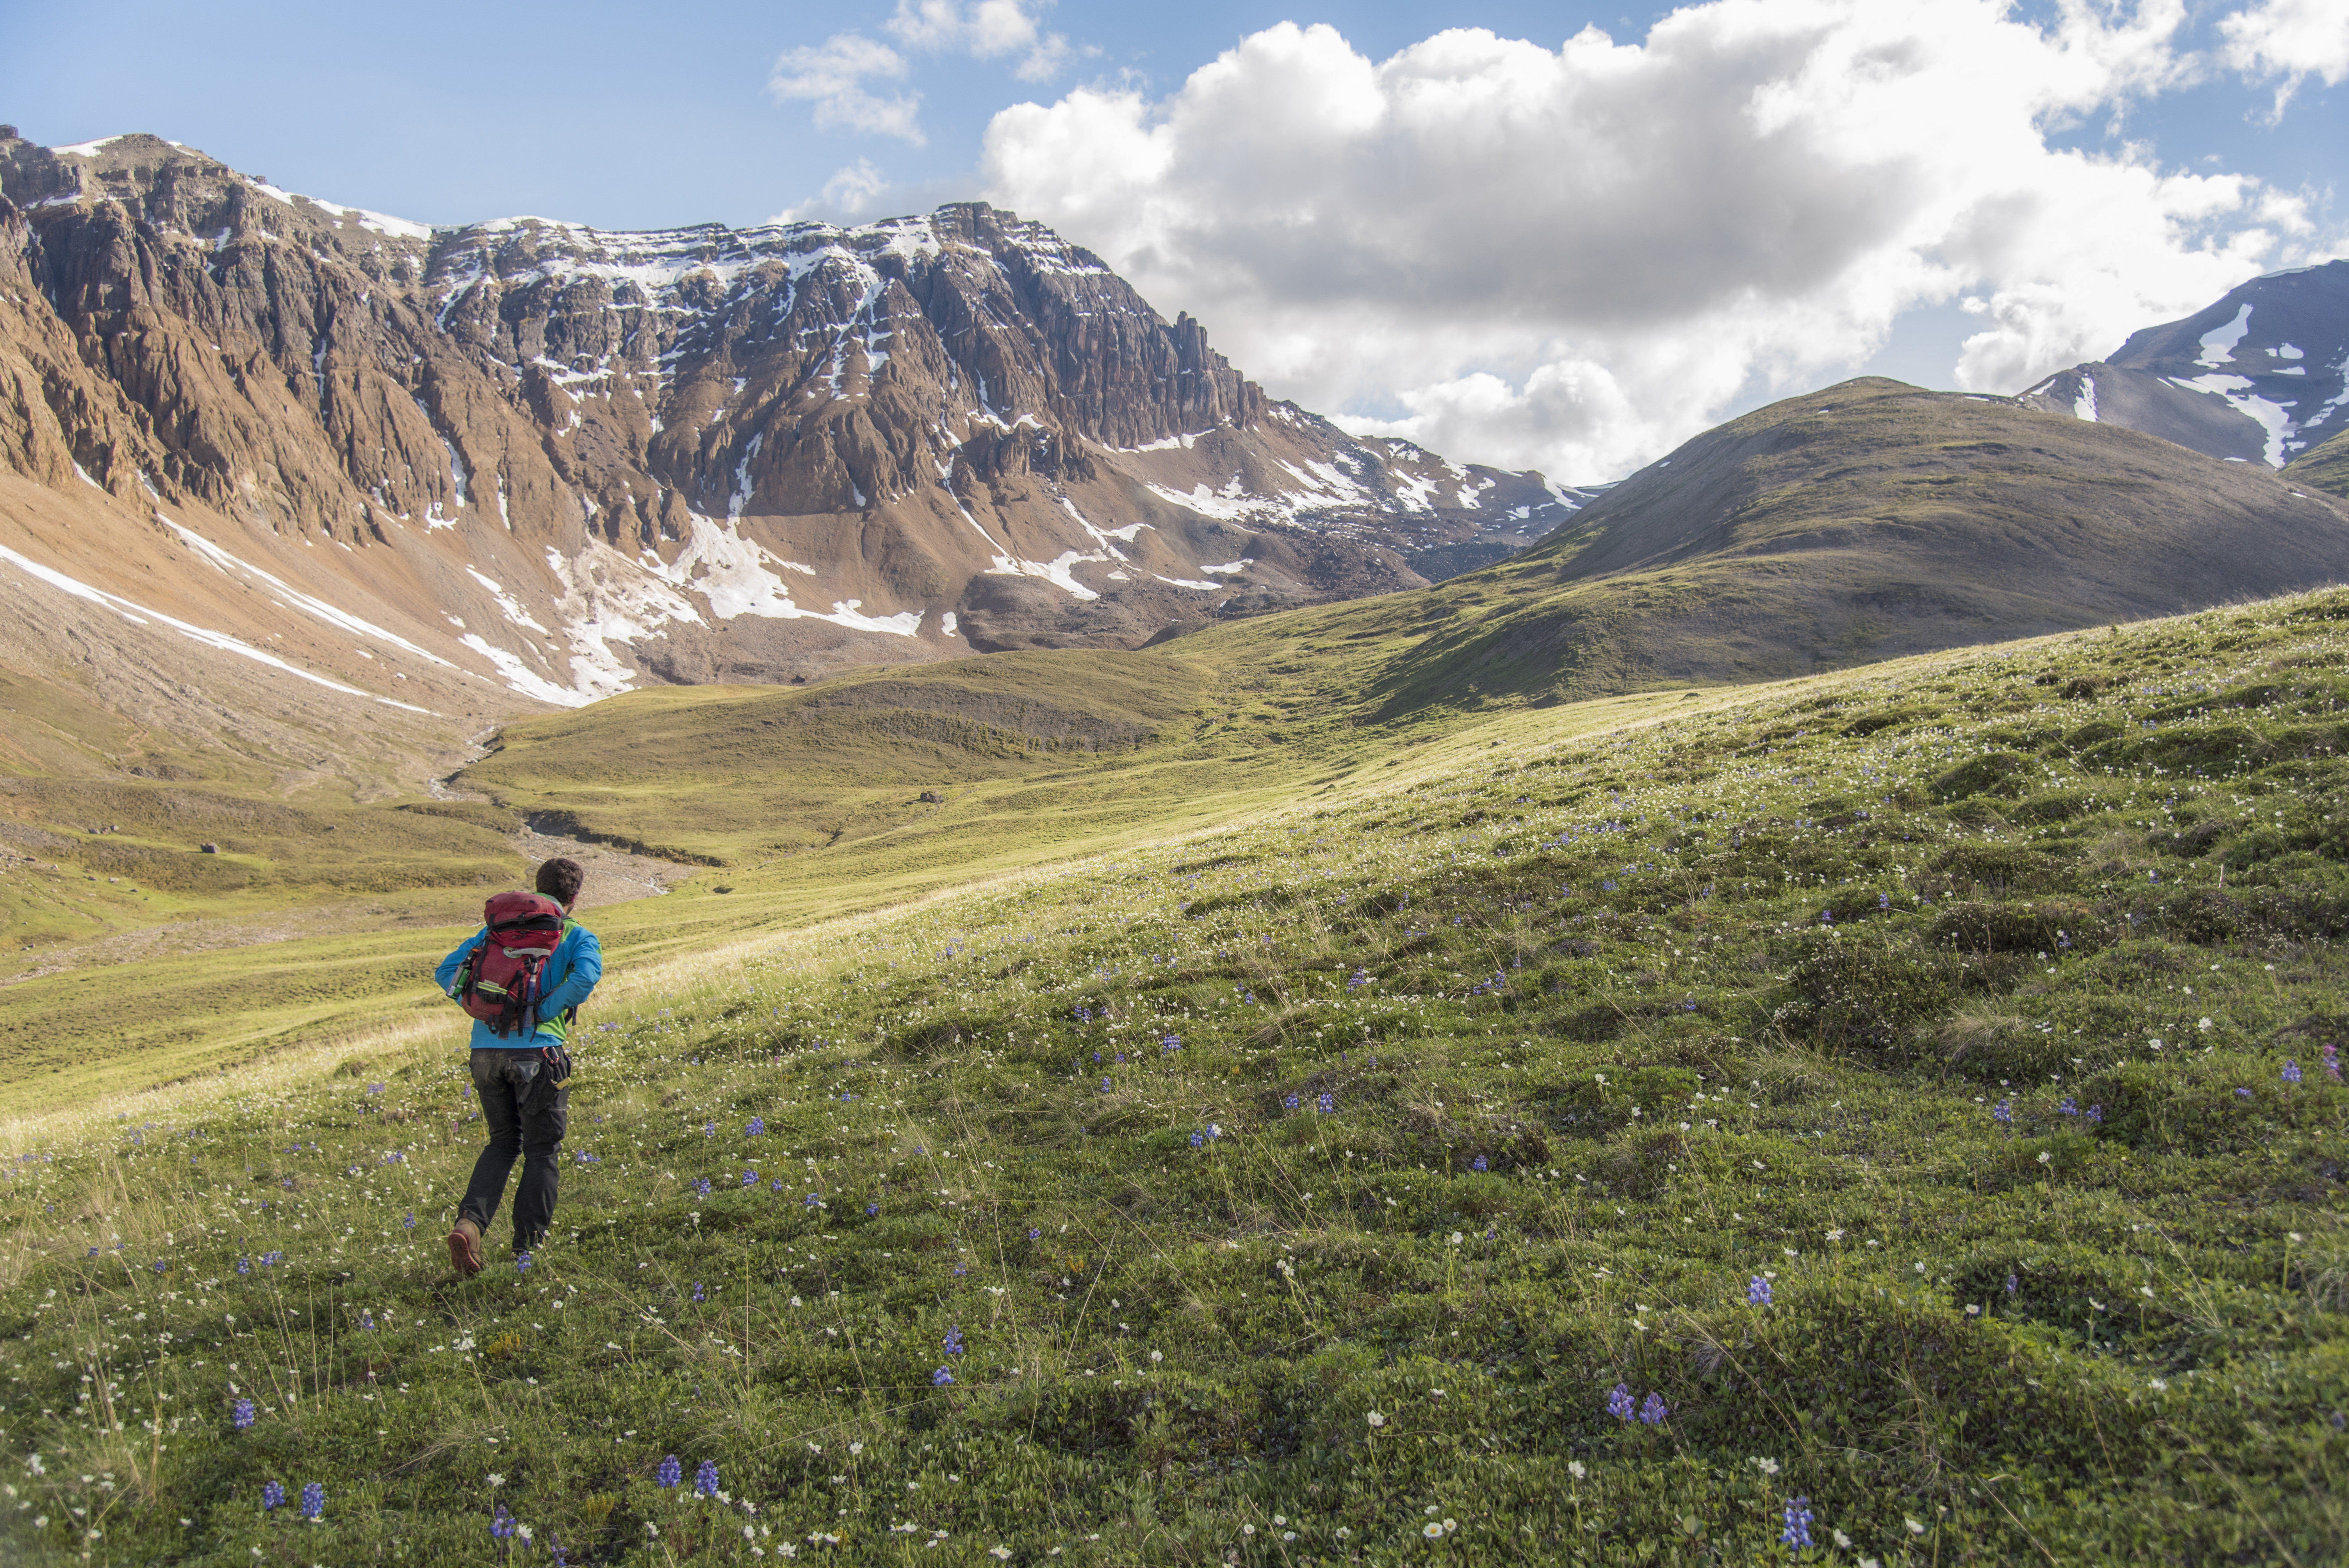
[
  {"xmin": 0, "ymin": 780, "xmax": 540, "ymax": 1098},
  {"xmin": 457, "ymin": 651, "xmax": 1228, "ymax": 868},
  {"xmin": 0, "ymin": 589, "xmax": 2343, "ymax": 1564},
  {"xmin": 0, "ymin": 647, "xmax": 1681, "ymax": 1110},
  {"xmin": 2287, "ymin": 425, "xmax": 2349, "ymax": 501}
]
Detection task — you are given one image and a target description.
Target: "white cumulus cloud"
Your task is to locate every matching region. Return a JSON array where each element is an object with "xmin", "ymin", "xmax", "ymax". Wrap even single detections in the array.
[
  {"xmin": 2222, "ymin": 0, "xmax": 2349, "ymax": 115},
  {"xmin": 888, "ymin": 0, "xmax": 1074, "ymax": 83},
  {"xmin": 772, "ymin": 1, "xmax": 1076, "ymax": 148},
  {"xmin": 770, "ymin": 34, "xmax": 924, "ymax": 145},
  {"xmin": 982, "ymin": 2, "xmax": 2342, "ymax": 483}
]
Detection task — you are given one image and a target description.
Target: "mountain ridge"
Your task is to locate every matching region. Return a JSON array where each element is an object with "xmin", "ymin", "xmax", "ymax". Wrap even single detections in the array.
[
  {"xmin": 2017, "ymin": 260, "xmax": 2349, "ymax": 468},
  {"xmin": 0, "ymin": 129, "xmax": 1587, "ymax": 738},
  {"xmin": 1166, "ymin": 377, "xmax": 2349, "ymax": 719}
]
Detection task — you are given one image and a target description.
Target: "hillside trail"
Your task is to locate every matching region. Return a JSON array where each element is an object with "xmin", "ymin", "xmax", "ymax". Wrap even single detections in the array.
[{"xmin": 510, "ymin": 825, "xmax": 694, "ymax": 909}]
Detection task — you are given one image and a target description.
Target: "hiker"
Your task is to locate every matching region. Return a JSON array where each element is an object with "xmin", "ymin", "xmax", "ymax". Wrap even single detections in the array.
[{"xmin": 435, "ymin": 857, "xmax": 601, "ymax": 1276}]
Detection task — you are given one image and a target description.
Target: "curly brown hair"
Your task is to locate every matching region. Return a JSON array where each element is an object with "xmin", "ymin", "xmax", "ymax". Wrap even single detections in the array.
[{"xmin": 535, "ymin": 857, "xmax": 585, "ymax": 907}]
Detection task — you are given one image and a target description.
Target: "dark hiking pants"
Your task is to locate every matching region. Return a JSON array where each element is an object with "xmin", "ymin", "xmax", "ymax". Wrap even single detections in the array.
[{"xmin": 459, "ymin": 1047, "xmax": 568, "ymax": 1251}]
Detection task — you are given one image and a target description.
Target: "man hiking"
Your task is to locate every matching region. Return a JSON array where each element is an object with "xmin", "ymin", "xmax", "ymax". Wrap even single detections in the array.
[{"xmin": 435, "ymin": 856, "xmax": 601, "ymax": 1276}]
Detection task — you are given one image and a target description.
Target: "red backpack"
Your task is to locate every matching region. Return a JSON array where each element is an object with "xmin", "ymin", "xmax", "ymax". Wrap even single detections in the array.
[{"xmin": 453, "ymin": 892, "xmax": 569, "ymax": 1037}]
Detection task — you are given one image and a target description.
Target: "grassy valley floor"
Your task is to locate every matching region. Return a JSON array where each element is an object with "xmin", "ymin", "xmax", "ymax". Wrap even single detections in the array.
[{"xmin": 0, "ymin": 592, "xmax": 2344, "ymax": 1563}]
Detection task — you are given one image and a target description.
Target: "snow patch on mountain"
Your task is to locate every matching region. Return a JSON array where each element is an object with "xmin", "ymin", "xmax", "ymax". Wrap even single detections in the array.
[
  {"xmin": 0, "ymin": 541, "xmax": 430, "ymax": 711},
  {"xmin": 1146, "ymin": 477, "xmax": 1258, "ymax": 522},
  {"xmin": 542, "ymin": 541, "xmax": 700, "ymax": 704},
  {"xmin": 2168, "ymin": 374, "xmax": 2295, "ymax": 467},
  {"xmin": 459, "ymin": 633, "xmax": 589, "ymax": 708},
  {"xmin": 646, "ymin": 513, "xmax": 927, "ymax": 634},
  {"xmin": 2196, "ymin": 305, "xmax": 2254, "ymax": 368},
  {"xmin": 464, "ymin": 567, "xmax": 552, "ymax": 635},
  {"xmin": 157, "ymin": 516, "xmax": 455, "ymax": 668}
]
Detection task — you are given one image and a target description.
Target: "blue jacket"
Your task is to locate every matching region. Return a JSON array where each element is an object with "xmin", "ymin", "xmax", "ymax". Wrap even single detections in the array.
[{"xmin": 436, "ymin": 918, "xmax": 602, "ymax": 1049}]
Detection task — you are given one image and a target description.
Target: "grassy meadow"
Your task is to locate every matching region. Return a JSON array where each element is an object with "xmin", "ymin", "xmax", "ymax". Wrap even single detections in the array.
[
  {"xmin": 0, "ymin": 590, "xmax": 2345, "ymax": 1563},
  {"xmin": 0, "ymin": 619, "xmax": 1688, "ymax": 1105}
]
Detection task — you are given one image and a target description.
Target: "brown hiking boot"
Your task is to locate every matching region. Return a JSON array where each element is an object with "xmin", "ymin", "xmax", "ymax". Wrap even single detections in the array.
[{"xmin": 446, "ymin": 1217, "xmax": 484, "ymax": 1277}]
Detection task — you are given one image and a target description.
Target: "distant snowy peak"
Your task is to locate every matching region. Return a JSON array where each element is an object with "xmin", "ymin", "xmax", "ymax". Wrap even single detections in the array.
[{"xmin": 2019, "ymin": 260, "xmax": 2349, "ymax": 468}]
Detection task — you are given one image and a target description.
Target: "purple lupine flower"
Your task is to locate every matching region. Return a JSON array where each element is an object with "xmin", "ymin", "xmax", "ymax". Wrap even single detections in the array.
[
  {"xmin": 2323, "ymin": 1044, "xmax": 2342, "ymax": 1082},
  {"xmin": 2235, "ymin": 1087, "xmax": 2253, "ymax": 1099},
  {"xmin": 1878, "ymin": 893, "xmax": 1891, "ymax": 910},
  {"xmin": 742, "ymin": 1170, "xmax": 757, "ymax": 1188},
  {"xmin": 771, "ymin": 1178, "xmax": 787, "ymax": 1192},
  {"xmin": 694, "ymin": 1460, "xmax": 718, "ymax": 1498},
  {"xmin": 746, "ymin": 1117, "xmax": 765, "ymax": 1136},
  {"xmin": 1607, "ymin": 1383, "xmax": 1634, "ymax": 1421},
  {"xmin": 232, "ymin": 1398, "xmax": 255, "ymax": 1431},
  {"xmin": 2006, "ymin": 1273, "xmax": 2018, "ymax": 1295},
  {"xmin": 237, "ymin": 1257, "xmax": 250, "ymax": 1275},
  {"xmin": 1102, "ymin": 1078, "xmax": 1112, "ymax": 1092},
  {"xmin": 1162, "ymin": 1034, "xmax": 1181, "ymax": 1053},
  {"xmin": 702, "ymin": 1123, "xmax": 714, "ymax": 1137},
  {"xmin": 1189, "ymin": 1132, "xmax": 1205, "ymax": 1149},
  {"xmin": 361, "ymin": 1311, "xmax": 376, "ymax": 1331},
  {"xmin": 1993, "ymin": 1100, "xmax": 2013, "ymax": 1126},
  {"xmin": 405, "ymin": 1212, "xmax": 416, "ymax": 1230},
  {"xmin": 656, "ymin": 1455, "xmax": 682, "ymax": 1488},
  {"xmin": 933, "ymin": 1367, "xmax": 955, "ymax": 1386},
  {"xmin": 2283, "ymin": 1060, "xmax": 2303, "ymax": 1085},
  {"xmin": 299, "ymin": 1482, "xmax": 324, "ymax": 1520},
  {"xmin": 943, "ymin": 1326, "xmax": 965, "ymax": 1356},
  {"xmin": 1283, "ymin": 1094, "xmax": 1299, "ymax": 1111},
  {"xmin": 2087, "ymin": 1104, "xmax": 2105, "ymax": 1124},
  {"xmin": 804, "ymin": 1193, "xmax": 822, "ymax": 1209},
  {"xmin": 517, "ymin": 1252, "xmax": 532, "ymax": 1274},
  {"xmin": 692, "ymin": 1282, "xmax": 706, "ymax": 1303},
  {"xmin": 1748, "ymin": 1276, "xmax": 1773, "ymax": 1306},
  {"xmin": 1027, "ymin": 1227, "xmax": 1041, "ymax": 1240},
  {"xmin": 1638, "ymin": 1392, "xmax": 1668, "ymax": 1425},
  {"xmin": 1318, "ymin": 1092, "xmax": 1336, "ymax": 1113},
  {"xmin": 262, "ymin": 1480, "xmax": 285, "ymax": 1510},
  {"xmin": 1470, "ymin": 1155, "xmax": 1488, "ymax": 1172},
  {"xmin": 866, "ymin": 1203, "xmax": 879, "ymax": 1217},
  {"xmin": 1347, "ymin": 969, "xmax": 1370, "ymax": 991},
  {"xmin": 694, "ymin": 1178, "xmax": 712, "ymax": 1197},
  {"xmin": 491, "ymin": 1504, "xmax": 517, "ymax": 1540},
  {"xmin": 2058, "ymin": 1098, "xmax": 2078, "ymax": 1117},
  {"xmin": 1781, "ymin": 1496, "xmax": 1813, "ymax": 1550}
]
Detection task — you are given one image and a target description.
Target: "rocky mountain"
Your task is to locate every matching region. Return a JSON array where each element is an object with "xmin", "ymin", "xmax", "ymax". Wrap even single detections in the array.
[
  {"xmin": 0, "ymin": 128, "xmax": 1589, "ymax": 734},
  {"xmin": 2017, "ymin": 260, "xmax": 2349, "ymax": 468}
]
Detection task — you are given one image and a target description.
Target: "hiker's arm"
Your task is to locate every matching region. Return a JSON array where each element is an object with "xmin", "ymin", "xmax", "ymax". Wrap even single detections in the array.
[
  {"xmin": 539, "ymin": 930, "xmax": 603, "ymax": 1017},
  {"xmin": 435, "ymin": 930, "xmax": 486, "ymax": 996}
]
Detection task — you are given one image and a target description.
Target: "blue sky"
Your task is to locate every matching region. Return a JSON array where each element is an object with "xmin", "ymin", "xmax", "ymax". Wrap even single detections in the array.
[{"xmin": 6, "ymin": 1, "xmax": 2342, "ymax": 479}]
